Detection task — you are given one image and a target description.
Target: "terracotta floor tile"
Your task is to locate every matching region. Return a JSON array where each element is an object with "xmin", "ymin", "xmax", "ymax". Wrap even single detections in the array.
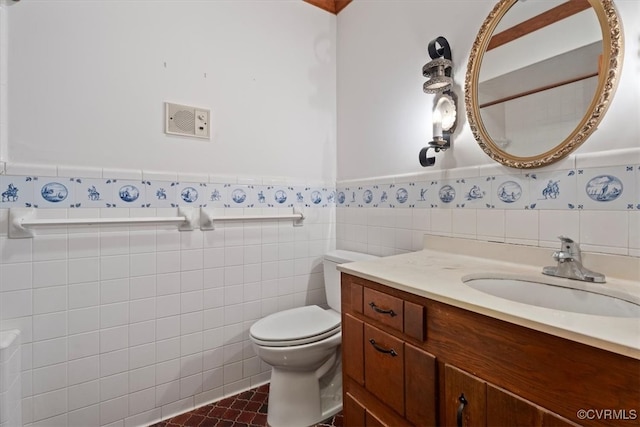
[{"xmin": 148, "ymin": 384, "xmax": 341, "ymax": 427}]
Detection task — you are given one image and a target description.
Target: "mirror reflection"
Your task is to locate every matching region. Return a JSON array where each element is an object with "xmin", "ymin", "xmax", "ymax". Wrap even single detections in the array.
[
  {"xmin": 478, "ymin": 0, "xmax": 601, "ymax": 157},
  {"xmin": 465, "ymin": 0, "xmax": 623, "ymax": 168}
]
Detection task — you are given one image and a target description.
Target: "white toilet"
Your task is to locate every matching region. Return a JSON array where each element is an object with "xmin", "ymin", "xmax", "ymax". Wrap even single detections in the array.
[{"xmin": 249, "ymin": 250, "xmax": 379, "ymax": 427}]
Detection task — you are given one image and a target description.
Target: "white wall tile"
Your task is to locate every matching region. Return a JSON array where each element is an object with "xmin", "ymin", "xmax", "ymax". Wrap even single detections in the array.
[
  {"xmin": 155, "ymin": 380, "xmax": 180, "ymax": 407},
  {"xmin": 100, "ymin": 349, "xmax": 129, "ymax": 377},
  {"xmin": 33, "ymin": 286, "xmax": 67, "ymax": 314},
  {"xmin": 100, "ymin": 372, "xmax": 129, "ymax": 401},
  {"xmin": 156, "ymin": 272, "xmax": 180, "ymax": 296},
  {"xmin": 68, "ymin": 257, "xmax": 100, "ymax": 284},
  {"xmin": 68, "ymin": 233, "xmax": 100, "ymax": 259},
  {"xmin": 129, "ymin": 299, "xmax": 155, "ymax": 324},
  {"xmin": 100, "ymin": 302, "xmax": 129, "ymax": 329},
  {"xmin": 32, "ymin": 260, "xmax": 67, "ymax": 288},
  {"xmin": 156, "ymin": 316, "xmax": 180, "ymax": 341},
  {"xmin": 156, "ymin": 338, "xmax": 180, "ymax": 364},
  {"xmin": 130, "ymin": 253, "xmax": 156, "ymax": 277},
  {"xmin": 1, "ymin": 289, "xmax": 32, "ymax": 319},
  {"xmin": 128, "ymin": 387, "xmax": 156, "ymax": 416},
  {"xmin": 67, "ymin": 356, "xmax": 100, "ymax": 386},
  {"xmin": 156, "ymin": 251, "xmax": 180, "ymax": 274},
  {"xmin": 129, "ymin": 365, "xmax": 156, "ymax": 394},
  {"xmin": 32, "ymin": 388, "xmax": 67, "ymax": 422},
  {"xmin": 505, "ymin": 210, "xmax": 539, "ymax": 244},
  {"xmin": 68, "ymin": 404, "xmax": 100, "ymax": 427},
  {"xmin": 580, "ymin": 210, "xmax": 629, "ymax": 254},
  {"xmin": 33, "ymin": 235, "xmax": 67, "ymax": 261},
  {"xmin": 181, "ymin": 249, "xmax": 203, "ymax": 271},
  {"xmin": 156, "ymin": 295, "xmax": 180, "ymax": 318},
  {"xmin": 68, "ymin": 307, "xmax": 99, "ymax": 335},
  {"xmin": 129, "ymin": 275, "xmax": 156, "ymax": 300},
  {"xmin": 129, "ymin": 230, "xmax": 156, "ymax": 254},
  {"xmin": 68, "ymin": 380, "xmax": 100, "ymax": 412},
  {"xmin": 100, "ymin": 325, "xmax": 129, "ymax": 353},
  {"xmin": 129, "ymin": 343, "xmax": 156, "ymax": 370},
  {"xmin": 99, "ymin": 395, "xmax": 128, "ymax": 426},
  {"xmin": 629, "ymin": 211, "xmax": 640, "ymax": 256},
  {"xmin": 0, "ymin": 236, "xmax": 32, "ymax": 263},
  {"xmin": 68, "ymin": 331, "xmax": 99, "ymax": 360},
  {"xmin": 181, "ymin": 312, "xmax": 203, "ymax": 336},
  {"xmin": 32, "ymin": 362, "xmax": 67, "ymax": 395},
  {"xmin": 180, "ymin": 332, "xmax": 203, "ymax": 356},
  {"xmin": 68, "ymin": 282, "xmax": 100, "ymax": 309},
  {"xmin": 539, "ymin": 210, "xmax": 580, "ymax": 248},
  {"xmin": 0, "ymin": 261, "xmax": 31, "ymax": 291},
  {"xmin": 100, "ymin": 255, "xmax": 130, "ymax": 281},
  {"xmin": 33, "ymin": 312, "xmax": 66, "ymax": 341},
  {"xmin": 129, "ymin": 320, "xmax": 155, "ymax": 347},
  {"xmin": 179, "ymin": 373, "xmax": 203, "ymax": 399},
  {"xmin": 180, "ymin": 270, "xmax": 203, "ymax": 293}
]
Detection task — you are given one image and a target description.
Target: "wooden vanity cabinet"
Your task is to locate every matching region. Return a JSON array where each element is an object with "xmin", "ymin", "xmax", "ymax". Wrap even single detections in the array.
[
  {"xmin": 341, "ymin": 273, "xmax": 640, "ymax": 427},
  {"xmin": 444, "ymin": 364, "xmax": 580, "ymax": 427}
]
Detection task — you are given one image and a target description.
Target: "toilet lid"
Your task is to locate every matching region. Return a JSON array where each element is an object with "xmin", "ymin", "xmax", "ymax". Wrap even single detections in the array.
[{"xmin": 250, "ymin": 305, "xmax": 341, "ymax": 347}]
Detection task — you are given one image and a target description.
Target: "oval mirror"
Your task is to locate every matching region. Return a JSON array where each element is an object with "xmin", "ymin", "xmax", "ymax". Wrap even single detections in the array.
[{"xmin": 465, "ymin": 0, "xmax": 624, "ymax": 168}]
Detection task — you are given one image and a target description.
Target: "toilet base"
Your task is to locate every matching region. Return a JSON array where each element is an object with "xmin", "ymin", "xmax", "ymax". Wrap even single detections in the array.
[{"xmin": 266, "ymin": 355, "xmax": 342, "ymax": 427}]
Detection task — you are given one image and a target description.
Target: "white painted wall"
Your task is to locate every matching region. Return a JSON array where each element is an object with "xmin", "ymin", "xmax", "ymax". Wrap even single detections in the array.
[
  {"xmin": 0, "ymin": 2, "xmax": 339, "ymax": 426},
  {"xmin": 336, "ymin": 0, "xmax": 640, "ymax": 180},
  {"xmin": 6, "ymin": 0, "xmax": 336, "ymax": 182}
]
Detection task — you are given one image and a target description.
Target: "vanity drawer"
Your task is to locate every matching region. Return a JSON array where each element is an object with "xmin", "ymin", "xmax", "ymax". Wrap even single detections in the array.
[
  {"xmin": 363, "ymin": 288, "xmax": 404, "ymax": 332},
  {"xmin": 364, "ymin": 324, "xmax": 405, "ymax": 416}
]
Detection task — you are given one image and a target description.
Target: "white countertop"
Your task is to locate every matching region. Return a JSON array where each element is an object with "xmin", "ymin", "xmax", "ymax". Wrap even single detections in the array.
[{"xmin": 338, "ymin": 239, "xmax": 640, "ymax": 360}]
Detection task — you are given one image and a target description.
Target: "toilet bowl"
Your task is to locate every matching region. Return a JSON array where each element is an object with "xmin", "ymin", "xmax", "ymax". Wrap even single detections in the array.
[{"xmin": 250, "ymin": 250, "xmax": 379, "ymax": 427}]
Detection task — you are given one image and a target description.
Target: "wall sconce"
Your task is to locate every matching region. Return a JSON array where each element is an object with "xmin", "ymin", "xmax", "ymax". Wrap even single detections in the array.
[
  {"xmin": 419, "ymin": 36, "xmax": 457, "ymax": 167},
  {"xmin": 422, "ymin": 36, "xmax": 453, "ymax": 94}
]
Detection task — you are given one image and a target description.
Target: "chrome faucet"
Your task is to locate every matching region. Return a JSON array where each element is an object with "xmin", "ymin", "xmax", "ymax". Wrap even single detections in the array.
[{"xmin": 542, "ymin": 236, "xmax": 605, "ymax": 283}]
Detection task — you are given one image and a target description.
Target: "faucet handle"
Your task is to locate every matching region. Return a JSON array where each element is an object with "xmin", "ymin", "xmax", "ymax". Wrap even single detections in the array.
[
  {"xmin": 557, "ymin": 236, "xmax": 581, "ymax": 260},
  {"xmin": 558, "ymin": 236, "xmax": 574, "ymax": 244}
]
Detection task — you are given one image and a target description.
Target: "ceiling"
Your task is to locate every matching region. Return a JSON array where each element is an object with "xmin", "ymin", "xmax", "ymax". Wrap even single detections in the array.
[{"xmin": 303, "ymin": 0, "xmax": 353, "ymax": 15}]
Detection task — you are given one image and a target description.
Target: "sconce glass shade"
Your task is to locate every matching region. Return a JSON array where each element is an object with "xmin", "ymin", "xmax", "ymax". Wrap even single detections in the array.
[{"xmin": 422, "ymin": 57, "xmax": 453, "ymax": 93}]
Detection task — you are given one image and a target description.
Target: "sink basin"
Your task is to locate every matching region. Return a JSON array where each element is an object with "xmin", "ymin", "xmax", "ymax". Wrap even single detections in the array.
[{"xmin": 463, "ymin": 277, "xmax": 640, "ymax": 318}]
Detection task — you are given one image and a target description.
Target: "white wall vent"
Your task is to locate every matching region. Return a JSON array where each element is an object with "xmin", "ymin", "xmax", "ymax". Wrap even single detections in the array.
[{"xmin": 165, "ymin": 102, "xmax": 210, "ymax": 139}]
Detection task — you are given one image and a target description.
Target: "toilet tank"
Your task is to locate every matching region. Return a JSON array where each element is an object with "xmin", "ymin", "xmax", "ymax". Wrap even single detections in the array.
[
  {"xmin": 0, "ymin": 330, "xmax": 21, "ymax": 427},
  {"xmin": 323, "ymin": 250, "xmax": 379, "ymax": 312}
]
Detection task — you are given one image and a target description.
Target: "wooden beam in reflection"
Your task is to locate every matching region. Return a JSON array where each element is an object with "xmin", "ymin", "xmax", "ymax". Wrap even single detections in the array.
[
  {"xmin": 487, "ymin": 0, "xmax": 592, "ymax": 51},
  {"xmin": 303, "ymin": 0, "xmax": 353, "ymax": 14},
  {"xmin": 479, "ymin": 71, "xmax": 598, "ymax": 109}
]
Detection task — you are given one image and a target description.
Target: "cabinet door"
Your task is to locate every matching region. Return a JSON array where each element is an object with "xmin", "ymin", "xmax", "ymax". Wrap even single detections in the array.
[
  {"xmin": 344, "ymin": 314, "xmax": 364, "ymax": 385},
  {"xmin": 405, "ymin": 344, "xmax": 437, "ymax": 426},
  {"xmin": 487, "ymin": 382, "xmax": 583, "ymax": 427},
  {"xmin": 364, "ymin": 324, "xmax": 405, "ymax": 416},
  {"xmin": 443, "ymin": 364, "xmax": 487, "ymax": 427},
  {"xmin": 487, "ymin": 383, "xmax": 542, "ymax": 426},
  {"xmin": 541, "ymin": 410, "xmax": 582, "ymax": 427},
  {"xmin": 345, "ymin": 392, "xmax": 367, "ymax": 427}
]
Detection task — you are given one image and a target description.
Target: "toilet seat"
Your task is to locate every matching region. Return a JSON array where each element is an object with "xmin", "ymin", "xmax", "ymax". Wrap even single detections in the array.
[{"xmin": 250, "ymin": 305, "xmax": 341, "ymax": 347}]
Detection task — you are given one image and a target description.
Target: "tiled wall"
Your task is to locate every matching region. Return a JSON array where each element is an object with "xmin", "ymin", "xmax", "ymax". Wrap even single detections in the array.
[
  {"xmin": 0, "ymin": 168, "xmax": 335, "ymax": 427},
  {"xmin": 337, "ymin": 150, "xmax": 640, "ymax": 258}
]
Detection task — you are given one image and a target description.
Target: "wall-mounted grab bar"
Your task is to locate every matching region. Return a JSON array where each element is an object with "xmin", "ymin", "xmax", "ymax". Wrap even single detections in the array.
[
  {"xmin": 7, "ymin": 206, "xmax": 305, "ymax": 238},
  {"xmin": 200, "ymin": 207, "xmax": 304, "ymax": 230},
  {"xmin": 8, "ymin": 207, "xmax": 197, "ymax": 238}
]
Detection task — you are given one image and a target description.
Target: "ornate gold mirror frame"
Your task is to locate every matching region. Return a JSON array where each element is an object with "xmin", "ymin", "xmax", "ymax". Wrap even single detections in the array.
[{"xmin": 465, "ymin": 0, "xmax": 624, "ymax": 168}]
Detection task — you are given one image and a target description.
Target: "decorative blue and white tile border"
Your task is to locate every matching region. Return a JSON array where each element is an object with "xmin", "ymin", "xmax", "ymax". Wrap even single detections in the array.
[
  {"xmin": 336, "ymin": 163, "xmax": 640, "ymax": 212},
  {"xmin": 0, "ymin": 175, "xmax": 335, "ymax": 210},
  {"xmin": 1, "ymin": 162, "xmax": 638, "ymax": 212},
  {"xmin": 576, "ymin": 165, "xmax": 635, "ymax": 211}
]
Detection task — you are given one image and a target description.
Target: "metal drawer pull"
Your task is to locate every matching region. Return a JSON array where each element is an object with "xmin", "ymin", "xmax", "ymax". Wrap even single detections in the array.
[
  {"xmin": 369, "ymin": 301, "xmax": 397, "ymax": 317},
  {"xmin": 457, "ymin": 393, "xmax": 468, "ymax": 427},
  {"xmin": 369, "ymin": 339, "xmax": 398, "ymax": 357}
]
